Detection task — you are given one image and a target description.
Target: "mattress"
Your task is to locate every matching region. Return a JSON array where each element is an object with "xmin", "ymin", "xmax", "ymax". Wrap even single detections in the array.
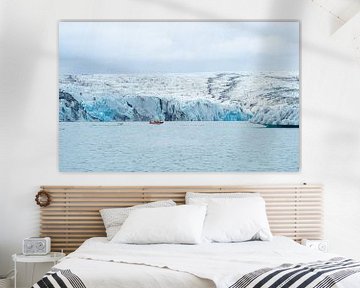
[{"xmin": 35, "ymin": 237, "xmax": 360, "ymax": 288}]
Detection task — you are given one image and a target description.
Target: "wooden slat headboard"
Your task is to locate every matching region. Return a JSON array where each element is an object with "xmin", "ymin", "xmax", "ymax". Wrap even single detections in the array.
[{"xmin": 39, "ymin": 184, "xmax": 323, "ymax": 253}]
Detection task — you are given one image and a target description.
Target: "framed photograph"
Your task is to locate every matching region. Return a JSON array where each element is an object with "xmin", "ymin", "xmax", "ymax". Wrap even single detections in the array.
[{"xmin": 59, "ymin": 21, "xmax": 300, "ymax": 172}]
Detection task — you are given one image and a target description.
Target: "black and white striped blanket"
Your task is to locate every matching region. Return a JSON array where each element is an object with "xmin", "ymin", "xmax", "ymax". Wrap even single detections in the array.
[
  {"xmin": 32, "ymin": 268, "xmax": 86, "ymax": 288},
  {"xmin": 230, "ymin": 257, "xmax": 360, "ymax": 288},
  {"xmin": 32, "ymin": 258, "xmax": 360, "ymax": 288}
]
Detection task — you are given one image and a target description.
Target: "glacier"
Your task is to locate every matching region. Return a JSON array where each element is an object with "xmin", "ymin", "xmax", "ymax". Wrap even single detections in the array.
[{"xmin": 59, "ymin": 72, "xmax": 299, "ymax": 126}]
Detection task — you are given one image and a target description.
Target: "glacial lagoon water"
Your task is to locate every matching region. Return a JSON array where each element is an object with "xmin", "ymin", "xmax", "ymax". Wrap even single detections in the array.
[{"xmin": 59, "ymin": 121, "xmax": 299, "ymax": 172}]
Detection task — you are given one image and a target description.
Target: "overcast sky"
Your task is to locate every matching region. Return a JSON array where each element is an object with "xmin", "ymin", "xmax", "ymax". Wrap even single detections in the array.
[{"xmin": 59, "ymin": 21, "xmax": 299, "ymax": 74}]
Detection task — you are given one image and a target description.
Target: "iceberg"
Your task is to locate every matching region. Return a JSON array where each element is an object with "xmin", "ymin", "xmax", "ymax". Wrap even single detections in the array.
[
  {"xmin": 59, "ymin": 72, "xmax": 299, "ymax": 125},
  {"xmin": 250, "ymin": 106, "xmax": 299, "ymax": 126},
  {"xmin": 59, "ymin": 90, "xmax": 99, "ymax": 121}
]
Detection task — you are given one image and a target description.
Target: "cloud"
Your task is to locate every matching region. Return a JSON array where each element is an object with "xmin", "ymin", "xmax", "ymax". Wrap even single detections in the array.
[{"xmin": 59, "ymin": 21, "xmax": 299, "ymax": 73}]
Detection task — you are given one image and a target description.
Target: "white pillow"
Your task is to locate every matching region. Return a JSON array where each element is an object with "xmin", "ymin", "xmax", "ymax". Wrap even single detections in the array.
[
  {"xmin": 111, "ymin": 205, "xmax": 207, "ymax": 244},
  {"xmin": 186, "ymin": 192, "xmax": 260, "ymax": 205},
  {"xmin": 100, "ymin": 200, "xmax": 176, "ymax": 240},
  {"xmin": 202, "ymin": 197, "xmax": 272, "ymax": 243}
]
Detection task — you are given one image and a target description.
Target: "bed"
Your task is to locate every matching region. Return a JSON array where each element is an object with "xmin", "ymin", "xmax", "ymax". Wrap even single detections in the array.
[
  {"xmin": 33, "ymin": 185, "xmax": 360, "ymax": 288},
  {"xmin": 33, "ymin": 236, "xmax": 360, "ymax": 288}
]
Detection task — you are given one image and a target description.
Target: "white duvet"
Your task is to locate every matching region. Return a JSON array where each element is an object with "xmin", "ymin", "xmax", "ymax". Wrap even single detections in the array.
[{"xmin": 54, "ymin": 237, "xmax": 360, "ymax": 288}]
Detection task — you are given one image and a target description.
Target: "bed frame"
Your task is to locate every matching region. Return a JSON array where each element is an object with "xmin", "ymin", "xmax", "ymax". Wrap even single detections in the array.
[{"xmin": 39, "ymin": 184, "xmax": 323, "ymax": 253}]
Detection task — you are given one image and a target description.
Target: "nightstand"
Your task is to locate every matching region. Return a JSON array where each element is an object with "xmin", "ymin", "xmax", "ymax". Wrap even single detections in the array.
[
  {"xmin": 12, "ymin": 252, "xmax": 65, "ymax": 288},
  {"xmin": 301, "ymin": 239, "xmax": 328, "ymax": 252}
]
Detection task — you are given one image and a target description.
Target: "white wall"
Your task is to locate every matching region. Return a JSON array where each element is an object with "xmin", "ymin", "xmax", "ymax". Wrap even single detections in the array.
[{"xmin": 1, "ymin": 0, "xmax": 360, "ymax": 285}]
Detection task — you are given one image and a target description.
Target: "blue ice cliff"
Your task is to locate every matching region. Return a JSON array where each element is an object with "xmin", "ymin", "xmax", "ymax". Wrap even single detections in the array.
[{"xmin": 59, "ymin": 72, "xmax": 299, "ymax": 125}]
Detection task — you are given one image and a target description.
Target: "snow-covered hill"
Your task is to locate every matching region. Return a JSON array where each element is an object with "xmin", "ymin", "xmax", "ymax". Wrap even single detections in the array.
[{"xmin": 59, "ymin": 72, "xmax": 299, "ymax": 125}]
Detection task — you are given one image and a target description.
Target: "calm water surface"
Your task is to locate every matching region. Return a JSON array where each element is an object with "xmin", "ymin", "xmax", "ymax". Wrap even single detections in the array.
[{"xmin": 59, "ymin": 122, "xmax": 299, "ymax": 172}]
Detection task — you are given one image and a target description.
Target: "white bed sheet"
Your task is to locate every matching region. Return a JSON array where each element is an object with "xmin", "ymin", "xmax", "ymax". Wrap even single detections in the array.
[
  {"xmin": 54, "ymin": 237, "xmax": 360, "ymax": 288},
  {"xmin": 56, "ymin": 258, "xmax": 214, "ymax": 288}
]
